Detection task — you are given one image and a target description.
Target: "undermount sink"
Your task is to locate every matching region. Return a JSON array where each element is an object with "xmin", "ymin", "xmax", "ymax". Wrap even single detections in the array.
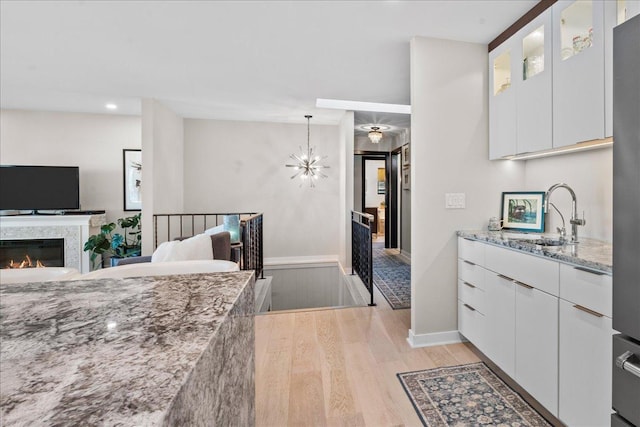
[{"xmin": 510, "ymin": 237, "xmax": 575, "ymax": 248}]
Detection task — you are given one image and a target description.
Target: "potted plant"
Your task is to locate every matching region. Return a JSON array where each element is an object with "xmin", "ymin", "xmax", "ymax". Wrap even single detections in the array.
[{"xmin": 84, "ymin": 213, "xmax": 141, "ymax": 269}]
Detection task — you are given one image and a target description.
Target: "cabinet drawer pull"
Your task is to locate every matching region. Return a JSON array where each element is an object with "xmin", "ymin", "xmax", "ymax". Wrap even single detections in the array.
[
  {"xmin": 463, "ymin": 281, "xmax": 476, "ymax": 289},
  {"xmin": 573, "ymin": 304, "xmax": 604, "ymax": 318},
  {"xmin": 514, "ymin": 281, "xmax": 534, "ymax": 290},
  {"xmin": 574, "ymin": 266, "xmax": 606, "ymax": 276},
  {"xmin": 463, "ymin": 260, "xmax": 476, "ymax": 266},
  {"xmin": 463, "ymin": 304, "xmax": 476, "ymax": 311},
  {"xmin": 497, "ymin": 274, "xmax": 513, "ymax": 282}
]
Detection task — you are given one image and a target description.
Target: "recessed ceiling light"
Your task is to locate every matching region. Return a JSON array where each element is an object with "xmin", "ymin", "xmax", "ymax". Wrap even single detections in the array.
[{"xmin": 105, "ymin": 103, "xmax": 118, "ymax": 110}]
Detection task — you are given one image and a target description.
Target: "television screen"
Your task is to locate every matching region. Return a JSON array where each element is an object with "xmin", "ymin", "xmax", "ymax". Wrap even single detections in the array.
[{"xmin": 0, "ymin": 165, "xmax": 80, "ymax": 211}]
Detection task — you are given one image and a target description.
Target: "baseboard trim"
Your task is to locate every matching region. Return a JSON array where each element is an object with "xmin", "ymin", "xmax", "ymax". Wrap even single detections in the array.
[
  {"xmin": 407, "ymin": 329, "xmax": 462, "ymax": 348},
  {"xmin": 263, "ymin": 256, "xmax": 339, "ymax": 269}
]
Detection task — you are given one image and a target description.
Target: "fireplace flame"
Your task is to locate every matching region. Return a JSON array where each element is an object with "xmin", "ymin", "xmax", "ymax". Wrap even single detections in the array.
[{"xmin": 5, "ymin": 254, "xmax": 47, "ymax": 269}]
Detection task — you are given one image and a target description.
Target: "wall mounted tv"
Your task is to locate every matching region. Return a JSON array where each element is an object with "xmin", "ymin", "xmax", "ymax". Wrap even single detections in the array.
[{"xmin": 0, "ymin": 165, "xmax": 80, "ymax": 211}]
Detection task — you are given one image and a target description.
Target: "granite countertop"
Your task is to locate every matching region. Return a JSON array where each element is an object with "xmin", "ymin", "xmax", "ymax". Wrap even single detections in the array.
[
  {"xmin": 0, "ymin": 271, "xmax": 255, "ymax": 426},
  {"xmin": 457, "ymin": 230, "xmax": 612, "ymax": 274}
]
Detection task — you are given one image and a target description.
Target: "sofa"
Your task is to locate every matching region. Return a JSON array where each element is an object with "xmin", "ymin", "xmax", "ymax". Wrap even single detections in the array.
[{"xmin": 115, "ymin": 231, "xmax": 233, "ymax": 266}]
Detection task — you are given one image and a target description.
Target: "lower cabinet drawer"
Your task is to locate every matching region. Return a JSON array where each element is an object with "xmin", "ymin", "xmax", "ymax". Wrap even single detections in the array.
[
  {"xmin": 458, "ymin": 258, "xmax": 485, "ymax": 290},
  {"xmin": 458, "ymin": 279, "xmax": 486, "ymax": 314},
  {"xmin": 458, "ymin": 299, "xmax": 486, "ymax": 352},
  {"xmin": 560, "ymin": 263, "xmax": 612, "ymax": 318}
]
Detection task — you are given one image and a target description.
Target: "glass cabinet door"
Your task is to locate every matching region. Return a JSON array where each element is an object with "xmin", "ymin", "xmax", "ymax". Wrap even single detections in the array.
[
  {"xmin": 489, "ymin": 38, "xmax": 518, "ymax": 160},
  {"xmin": 560, "ymin": 1, "xmax": 593, "ymax": 61},
  {"xmin": 516, "ymin": 8, "xmax": 553, "ymax": 154},
  {"xmin": 553, "ymin": 0, "xmax": 605, "ymax": 147},
  {"xmin": 493, "ymin": 50, "xmax": 512, "ymax": 96},
  {"xmin": 523, "ymin": 26, "xmax": 545, "ymax": 80}
]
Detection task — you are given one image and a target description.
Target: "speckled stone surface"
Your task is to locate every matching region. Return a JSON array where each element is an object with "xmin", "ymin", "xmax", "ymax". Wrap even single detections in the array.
[
  {"xmin": 0, "ymin": 271, "xmax": 255, "ymax": 426},
  {"xmin": 457, "ymin": 230, "xmax": 612, "ymax": 274}
]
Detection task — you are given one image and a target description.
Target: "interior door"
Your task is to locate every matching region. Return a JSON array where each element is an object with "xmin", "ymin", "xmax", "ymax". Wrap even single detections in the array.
[{"xmin": 386, "ymin": 152, "xmax": 399, "ymax": 249}]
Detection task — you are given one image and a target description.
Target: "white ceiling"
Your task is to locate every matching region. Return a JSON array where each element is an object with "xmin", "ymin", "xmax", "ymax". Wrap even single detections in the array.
[{"xmin": 0, "ymin": 0, "xmax": 538, "ymax": 125}]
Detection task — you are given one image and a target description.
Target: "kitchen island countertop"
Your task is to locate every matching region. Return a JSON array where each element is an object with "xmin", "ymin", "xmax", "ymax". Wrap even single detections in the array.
[
  {"xmin": 457, "ymin": 230, "xmax": 612, "ymax": 274},
  {"xmin": 0, "ymin": 271, "xmax": 255, "ymax": 426}
]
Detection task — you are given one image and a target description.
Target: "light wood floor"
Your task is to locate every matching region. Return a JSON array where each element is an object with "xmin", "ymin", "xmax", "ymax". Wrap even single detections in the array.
[{"xmin": 255, "ymin": 286, "xmax": 480, "ymax": 426}]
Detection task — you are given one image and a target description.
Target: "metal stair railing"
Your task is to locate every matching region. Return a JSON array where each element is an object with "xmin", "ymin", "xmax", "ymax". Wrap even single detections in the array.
[{"xmin": 351, "ymin": 210, "xmax": 375, "ymax": 306}]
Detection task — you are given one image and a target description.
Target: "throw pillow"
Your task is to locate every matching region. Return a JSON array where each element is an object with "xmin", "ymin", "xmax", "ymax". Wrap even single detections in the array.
[{"xmin": 151, "ymin": 233, "xmax": 213, "ymax": 262}]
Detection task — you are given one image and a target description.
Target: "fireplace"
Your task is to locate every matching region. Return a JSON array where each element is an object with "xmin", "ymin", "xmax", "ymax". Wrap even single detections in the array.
[{"xmin": 0, "ymin": 238, "xmax": 65, "ymax": 269}]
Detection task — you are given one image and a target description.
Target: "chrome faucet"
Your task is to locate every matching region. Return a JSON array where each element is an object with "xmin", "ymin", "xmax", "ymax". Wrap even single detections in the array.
[{"xmin": 544, "ymin": 183, "xmax": 586, "ymax": 243}]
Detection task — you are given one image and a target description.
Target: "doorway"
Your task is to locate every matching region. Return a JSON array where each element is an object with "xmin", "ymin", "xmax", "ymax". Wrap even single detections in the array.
[{"xmin": 354, "ymin": 153, "xmax": 398, "ymax": 249}]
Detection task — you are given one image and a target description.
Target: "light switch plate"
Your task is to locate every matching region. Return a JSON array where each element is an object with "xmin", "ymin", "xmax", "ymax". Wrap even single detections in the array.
[{"xmin": 445, "ymin": 193, "xmax": 466, "ymax": 209}]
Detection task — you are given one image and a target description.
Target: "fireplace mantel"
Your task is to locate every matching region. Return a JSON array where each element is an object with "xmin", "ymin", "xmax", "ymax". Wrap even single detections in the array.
[{"xmin": 0, "ymin": 214, "xmax": 106, "ymax": 273}]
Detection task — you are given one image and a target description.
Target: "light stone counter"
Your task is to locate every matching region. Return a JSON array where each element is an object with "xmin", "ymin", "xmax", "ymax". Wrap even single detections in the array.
[
  {"xmin": 0, "ymin": 271, "xmax": 255, "ymax": 426},
  {"xmin": 458, "ymin": 230, "xmax": 612, "ymax": 274}
]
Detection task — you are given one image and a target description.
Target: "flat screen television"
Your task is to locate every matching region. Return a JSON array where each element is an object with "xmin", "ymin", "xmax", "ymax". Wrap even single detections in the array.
[{"xmin": 0, "ymin": 165, "xmax": 80, "ymax": 211}]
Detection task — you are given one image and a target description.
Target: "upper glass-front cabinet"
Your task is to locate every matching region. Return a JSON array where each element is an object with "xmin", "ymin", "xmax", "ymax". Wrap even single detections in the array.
[
  {"xmin": 523, "ymin": 25, "xmax": 545, "ymax": 80},
  {"xmin": 560, "ymin": 1, "xmax": 593, "ymax": 60},
  {"xmin": 493, "ymin": 50, "xmax": 512, "ymax": 95}
]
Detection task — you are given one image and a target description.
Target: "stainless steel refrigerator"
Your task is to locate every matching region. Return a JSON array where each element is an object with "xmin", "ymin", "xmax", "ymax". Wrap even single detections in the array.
[{"xmin": 612, "ymin": 13, "xmax": 640, "ymax": 427}]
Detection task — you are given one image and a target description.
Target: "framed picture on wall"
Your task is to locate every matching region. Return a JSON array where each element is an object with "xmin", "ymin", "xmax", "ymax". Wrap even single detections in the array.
[
  {"xmin": 501, "ymin": 191, "xmax": 545, "ymax": 233},
  {"xmin": 402, "ymin": 167, "xmax": 410, "ymax": 190},
  {"xmin": 123, "ymin": 149, "xmax": 142, "ymax": 211},
  {"xmin": 402, "ymin": 144, "xmax": 410, "ymax": 166}
]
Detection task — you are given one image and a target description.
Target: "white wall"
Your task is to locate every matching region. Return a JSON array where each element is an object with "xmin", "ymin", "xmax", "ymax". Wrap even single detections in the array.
[
  {"xmin": 183, "ymin": 118, "xmax": 341, "ymax": 260},
  {"xmin": 364, "ymin": 159, "xmax": 385, "ymax": 208},
  {"xmin": 410, "ymin": 37, "xmax": 525, "ymax": 340},
  {"xmin": 338, "ymin": 111, "xmax": 354, "ymax": 268},
  {"xmin": 0, "ymin": 109, "xmax": 141, "ymax": 223},
  {"xmin": 140, "ymin": 99, "xmax": 184, "ymax": 255},
  {"xmin": 523, "ymin": 148, "xmax": 612, "ymax": 242}
]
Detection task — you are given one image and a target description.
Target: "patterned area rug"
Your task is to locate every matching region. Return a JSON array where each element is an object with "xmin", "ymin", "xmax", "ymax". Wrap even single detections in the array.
[
  {"xmin": 397, "ymin": 363, "xmax": 551, "ymax": 427},
  {"xmin": 373, "ymin": 242, "xmax": 411, "ymax": 309}
]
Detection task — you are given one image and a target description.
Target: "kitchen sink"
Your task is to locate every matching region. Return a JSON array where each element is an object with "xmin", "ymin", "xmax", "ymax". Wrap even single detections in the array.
[{"xmin": 510, "ymin": 237, "xmax": 575, "ymax": 248}]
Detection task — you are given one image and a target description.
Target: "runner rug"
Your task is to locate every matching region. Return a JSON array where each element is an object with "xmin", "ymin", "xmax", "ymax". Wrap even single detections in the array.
[
  {"xmin": 372, "ymin": 242, "xmax": 411, "ymax": 309},
  {"xmin": 397, "ymin": 362, "xmax": 551, "ymax": 427}
]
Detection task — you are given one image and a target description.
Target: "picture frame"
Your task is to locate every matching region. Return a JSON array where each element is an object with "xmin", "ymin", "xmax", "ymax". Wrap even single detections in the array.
[
  {"xmin": 123, "ymin": 149, "xmax": 142, "ymax": 211},
  {"xmin": 501, "ymin": 191, "xmax": 545, "ymax": 233},
  {"xmin": 402, "ymin": 167, "xmax": 410, "ymax": 190},
  {"xmin": 402, "ymin": 144, "xmax": 410, "ymax": 167}
]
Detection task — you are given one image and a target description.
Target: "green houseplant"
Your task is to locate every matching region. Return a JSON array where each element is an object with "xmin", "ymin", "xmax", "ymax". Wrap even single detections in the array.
[{"xmin": 84, "ymin": 213, "xmax": 141, "ymax": 269}]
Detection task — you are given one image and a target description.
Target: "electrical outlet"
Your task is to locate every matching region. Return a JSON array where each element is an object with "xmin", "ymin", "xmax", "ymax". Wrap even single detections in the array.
[{"xmin": 445, "ymin": 193, "xmax": 466, "ymax": 209}]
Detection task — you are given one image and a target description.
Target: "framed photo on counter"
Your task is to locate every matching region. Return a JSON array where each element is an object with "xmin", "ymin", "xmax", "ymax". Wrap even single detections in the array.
[{"xmin": 501, "ymin": 191, "xmax": 545, "ymax": 233}]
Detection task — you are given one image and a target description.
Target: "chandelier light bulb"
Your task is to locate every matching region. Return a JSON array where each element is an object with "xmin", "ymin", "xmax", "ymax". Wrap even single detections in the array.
[
  {"xmin": 368, "ymin": 126, "xmax": 383, "ymax": 144},
  {"xmin": 285, "ymin": 115, "xmax": 330, "ymax": 187}
]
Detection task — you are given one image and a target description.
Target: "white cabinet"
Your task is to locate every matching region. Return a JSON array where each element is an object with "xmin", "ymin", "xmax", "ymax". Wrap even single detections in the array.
[
  {"xmin": 558, "ymin": 299, "xmax": 614, "ymax": 426},
  {"xmin": 489, "ymin": 0, "xmax": 632, "ymax": 158},
  {"xmin": 489, "ymin": 37, "xmax": 518, "ymax": 159},
  {"xmin": 484, "ymin": 267, "xmax": 559, "ymax": 415},
  {"xmin": 552, "ymin": 0, "xmax": 606, "ymax": 147},
  {"xmin": 458, "ymin": 299, "xmax": 486, "ymax": 352},
  {"xmin": 458, "ymin": 236, "xmax": 613, "ymax": 422},
  {"xmin": 483, "ymin": 271, "xmax": 516, "ymax": 378},
  {"xmin": 559, "ymin": 263, "xmax": 612, "ymax": 317},
  {"xmin": 485, "ymin": 243, "xmax": 559, "ymax": 295},
  {"xmin": 515, "ymin": 283, "xmax": 559, "ymax": 416},
  {"xmin": 457, "ymin": 238, "xmax": 488, "ymax": 352},
  {"xmin": 517, "ymin": 8, "xmax": 553, "ymax": 154}
]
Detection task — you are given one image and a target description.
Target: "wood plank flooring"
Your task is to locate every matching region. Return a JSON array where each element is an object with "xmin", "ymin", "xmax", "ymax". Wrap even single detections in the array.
[{"xmin": 255, "ymin": 286, "xmax": 480, "ymax": 426}]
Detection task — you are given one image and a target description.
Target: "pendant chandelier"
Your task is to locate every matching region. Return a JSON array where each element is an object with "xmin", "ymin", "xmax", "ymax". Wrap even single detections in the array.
[
  {"xmin": 285, "ymin": 115, "xmax": 329, "ymax": 187},
  {"xmin": 368, "ymin": 126, "xmax": 383, "ymax": 144}
]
